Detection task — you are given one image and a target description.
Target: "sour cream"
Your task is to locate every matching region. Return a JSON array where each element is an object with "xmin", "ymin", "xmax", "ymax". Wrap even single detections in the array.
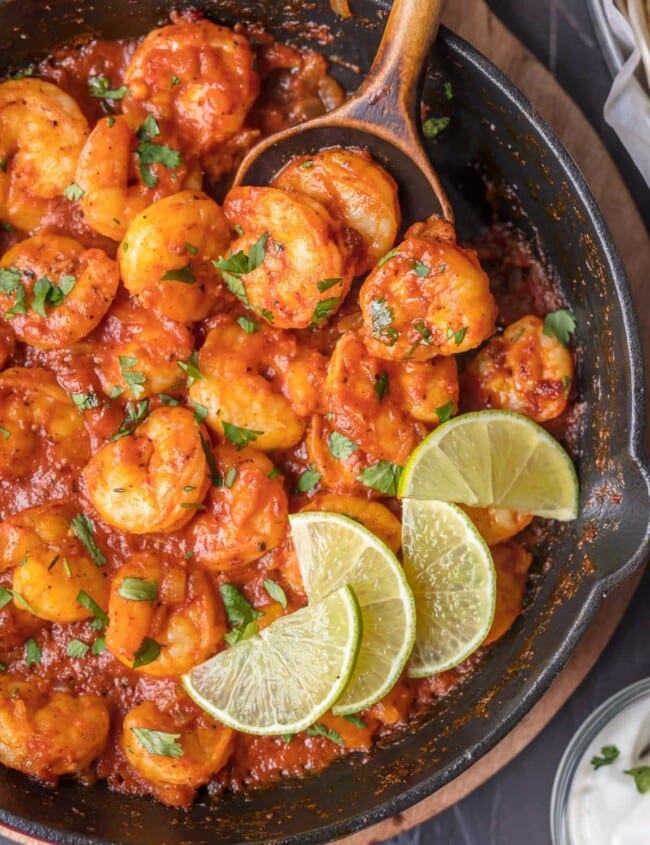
[{"xmin": 567, "ymin": 696, "xmax": 650, "ymax": 845}]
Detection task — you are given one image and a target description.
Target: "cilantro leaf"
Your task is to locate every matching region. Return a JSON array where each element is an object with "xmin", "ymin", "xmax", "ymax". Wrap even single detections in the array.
[
  {"xmin": 374, "ymin": 371, "xmax": 389, "ymax": 402},
  {"xmin": 119, "ymin": 355, "xmax": 146, "ymax": 399},
  {"xmin": 63, "ymin": 182, "xmax": 84, "ymax": 201},
  {"xmin": 192, "ymin": 402, "xmax": 208, "ymax": 423},
  {"xmin": 413, "ymin": 320, "xmax": 432, "ymax": 344},
  {"xmin": 543, "ymin": 309, "xmax": 576, "ymax": 347},
  {"xmin": 72, "ymin": 392, "xmax": 100, "ymax": 411},
  {"xmin": 0, "ymin": 266, "xmax": 27, "ymax": 318},
  {"xmin": 412, "ymin": 259, "xmax": 430, "ymax": 277},
  {"xmin": 222, "ymin": 421, "xmax": 263, "ymax": 450},
  {"xmin": 177, "ymin": 350, "xmax": 204, "ymax": 386},
  {"xmin": 370, "ymin": 297, "xmax": 398, "ymax": 345},
  {"xmin": 236, "ymin": 315, "xmax": 259, "ymax": 334},
  {"xmin": 357, "ymin": 461, "xmax": 402, "ymax": 496},
  {"xmin": 214, "ymin": 233, "xmax": 269, "ymax": 305},
  {"xmin": 111, "ymin": 399, "xmax": 149, "ymax": 441},
  {"xmin": 263, "ymin": 579, "xmax": 287, "ymax": 609},
  {"xmin": 135, "ymin": 115, "xmax": 182, "ymax": 188},
  {"xmin": 422, "ymin": 116, "xmax": 450, "ymax": 139},
  {"xmin": 444, "ymin": 81, "xmax": 454, "ymax": 100},
  {"xmin": 317, "ymin": 277, "xmax": 342, "ymax": 292},
  {"xmin": 133, "ymin": 636, "xmax": 161, "ymax": 668},
  {"xmin": 296, "ymin": 464, "xmax": 321, "ymax": 493},
  {"xmin": 131, "ymin": 727, "xmax": 184, "ymax": 758},
  {"xmin": 0, "ymin": 425, "xmax": 10, "ymax": 439},
  {"xmin": 590, "ymin": 744, "xmax": 620, "ymax": 770},
  {"xmin": 328, "ymin": 431, "xmax": 358, "ymax": 460},
  {"xmin": 199, "ymin": 432, "xmax": 222, "ymax": 487},
  {"xmin": 0, "ymin": 587, "xmax": 12, "ymax": 610},
  {"xmin": 118, "ymin": 577, "xmax": 158, "ymax": 602},
  {"xmin": 31, "ymin": 275, "xmax": 71, "ymax": 318},
  {"xmin": 446, "ymin": 326, "xmax": 467, "ymax": 346},
  {"xmin": 67, "ymin": 639, "xmax": 90, "ymax": 659},
  {"xmin": 69, "ymin": 513, "xmax": 107, "ymax": 566},
  {"xmin": 309, "ymin": 297, "xmax": 340, "ymax": 327},
  {"xmin": 91, "ymin": 636, "xmax": 106, "ymax": 655},
  {"xmin": 76, "ymin": 590, "xmax": 109, "ymax": 626},
  {"xmin": 306, "ymin": 723, "xmax": 344, "ymax": 745},
  {"xmin": 88, "ymin": 75, "xmax": 128, "ymax": 100},
  {"xmin": 220, "ymin": 584, "xmax": 263, "ymax": 645},
  {"xmin": 624, "ymin": 766, "xmax": 650, "ymax": 794},
  {"xmin": 436, "ymin": 401, "xmax": 454, "ymax": 423},
  {"xmin": 161, "ymin": 264, "xmax": 195, "ymax": 284},
  {"xmin": 377, "ymin": 248, "xmax": 400, "ymax": 268},
  {"xmin": 344, "ymin": 714, "xmax": 366, "ymax": 729},
  {"xmin": 25, "ymin": 638, "xmax": 41, "ymax": 666}
]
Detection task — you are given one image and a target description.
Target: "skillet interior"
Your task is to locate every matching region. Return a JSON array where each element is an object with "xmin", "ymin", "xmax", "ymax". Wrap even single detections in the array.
[{"xmin": 0, "ymin": 1, "xmax": 648, "ymax": 843}]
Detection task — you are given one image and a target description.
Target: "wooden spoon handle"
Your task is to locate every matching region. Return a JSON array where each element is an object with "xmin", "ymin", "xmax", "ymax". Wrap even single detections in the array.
[{"xmin": 341, "ymin": 0, "xmax": 445, "ymax": 126}]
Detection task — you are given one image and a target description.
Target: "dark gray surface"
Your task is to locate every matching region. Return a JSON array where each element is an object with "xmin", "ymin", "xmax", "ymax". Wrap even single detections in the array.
[{"xmin": 385, "ymin": 2, "xmax": 650, "ymax": 844}]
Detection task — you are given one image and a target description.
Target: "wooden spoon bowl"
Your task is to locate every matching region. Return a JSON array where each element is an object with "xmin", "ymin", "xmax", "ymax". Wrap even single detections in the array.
[{"xmin": 233, "ymin": 0, "xmax": 452, "ymax": 228}]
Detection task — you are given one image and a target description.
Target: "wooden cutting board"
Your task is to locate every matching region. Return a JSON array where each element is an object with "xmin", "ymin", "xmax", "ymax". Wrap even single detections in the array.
[{"xmin": 343, "ymin": 1, "xmax": 650, "ymax": 842}]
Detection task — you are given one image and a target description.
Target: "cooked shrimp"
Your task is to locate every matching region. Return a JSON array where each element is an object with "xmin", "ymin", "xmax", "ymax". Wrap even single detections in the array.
[
  {"xmin": 122, "ymin": 20, "xmax": 259, "ymax": 156},
  {"xmin": 0, "ymin": 79, "xmax": 89, "ymax": 231},
  {"xmin": 272, "ymin": 147, "xmax": 400, "ymax": 275},
  {"xmin": 301, "ymin": 493, "xmax": 401, "ymax": 554},
  {"xmin": 483, "ymin": 541, "xmax": 532, "ymax": 645},
  {"xmin": 0, "ymin": 675, "xmax": 109, "ymax": 782},
  {"xmin": 189, "ymin": 315, "xmax": 305, "ymax": 450},
  {"xmin": 0, "ymin": 234, "xmax": 119, "ymax": 348},
  {"xmin": 119, "ymin": 190, "xmax": 230, "ymax": 323},
  {"xmin": 0, "ymin": 501, "xmax": 109, "ymax": 622},
  {"xmin": 462, "ymin": 314, "xmax": 573, "ymax": 422},
  {"xmin": 323, "ymin": 332, "xmax": 422, "ymax": 465},
  {"xmin": 190, "ymin": 444, "xmax": 288, "ymax": 571},
  {"xmin": 222, "ymin": 186, "xmax": 354, "ymax": 329},
  {"xmin": 76, "ymin": 115, "xmax": 201, "ymax": 241},
  {"xmin": 385, "ymin": 355, "xmax": 459, "ymax": 424},
  {"xmin": 122, "ymin": 700, "xmax": 233, "ymax": 806},
  {"xmin": 91, "ymin": 296, "xmax": 194, "ymax": 400},
  {"xmin": 0, "ymin": 593, "xmax": 43, "ymax": 654},
  {"xmin": 359, "ymin": 217, "xmax": 497, "ymax": 360},
  {"xmin": 0, "ymin": 367, "xmax": 90, "ymax": 484},
  {"xmin": 83, "ymin": 406, "xmax": 209, "ymax": 534},
  {"xmin": 461, "ymin": 505, "xmax": 533, "ymax": 547},
  {"xmin": 106, "ymin": 553, "xmax": 224, "ymax": 675},
  {"xmin": 0, "ymin": 323, "xmax": 14, "ymax": 369}
]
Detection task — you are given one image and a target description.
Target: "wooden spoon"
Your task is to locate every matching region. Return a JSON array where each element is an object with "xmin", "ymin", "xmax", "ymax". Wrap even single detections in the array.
[{"xmin": 233, "ymin": 0, "xmax": 452, "ymax": 226}]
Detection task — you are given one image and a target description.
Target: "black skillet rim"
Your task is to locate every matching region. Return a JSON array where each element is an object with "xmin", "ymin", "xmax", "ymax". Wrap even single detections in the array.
[{"xmin": 0, "ymin": 21, "xmax": 649, "ymax": 845}]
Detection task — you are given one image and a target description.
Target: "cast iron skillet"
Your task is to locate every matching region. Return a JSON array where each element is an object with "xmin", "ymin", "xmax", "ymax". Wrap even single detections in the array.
[{"xmin": 0, "ymin": 1, "xmax": 648, "ymax": 843}]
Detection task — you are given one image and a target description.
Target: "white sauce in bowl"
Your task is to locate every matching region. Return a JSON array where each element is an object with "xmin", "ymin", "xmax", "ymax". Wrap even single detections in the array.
[{"xmin": 568, "ymin": 696, "xmax": 650, "ymax": 845}]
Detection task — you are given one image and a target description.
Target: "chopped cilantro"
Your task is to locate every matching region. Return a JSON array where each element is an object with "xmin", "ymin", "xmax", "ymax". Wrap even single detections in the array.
[
  {"xmin": 412, "ymin": 259, "xmax": 430, "ymax": 277},
  {"xmin": 222, "ymin": 421, "xmax": 263, "ymax": 450},
  {"xmin": 543, "ymin": 309, "xmax": 576, "ymax": 347},
  {"xmin": 374, "ymin": 371, "xmax": 389, "ymax": 402},
  {"xmin": 357, "ymin": 460, "xmax": 402, "ymax": 496},
  {"xmin": 25, "ymin": 638, "xmax": 41, "ymax": 667},
  {"xmin": 67, "ymin": 639, "xmax": 90, "ymax": 659},
  {"xmin": 63, "ymin": 182, "xmax": 84, "ymax": 201},
  {"xmin": 135, "ymin": 115, "xmax": 182, "ymax": 188},
  {"xmin": 132, "ymin": 637, "xmax": 161, "ymax": 668},
  {"xmin": 71, "ymin": 392, "xmax": 100, "ymax": 411},
  {"xmin": 220, "ymin": 584, "xmax": 263, "ymax": 645},
  {"xmin": 177, "ymin": 350, "xmax": 204, "ymax": 386},
  {"xmin": 436, "ymin": 401, "xmax": 454, "ymax": 423},
  {"xmin": 236, "ymin": 315, "xmax": 259, "ymax": 334},
  {"xmin": 310, "ymin": 297, "xmax": 340, "ymax": 327},
  {"xmin": 317, "ymin": 277, "xmax": 342, "ymax": 292},
  {"xmin": 118, "ymin": 355, "xmax": 146, "ymax": 399},
  {"xmin": 76, "ymin": 590, "xmax": 109, "ymax": 626},
  {"xmin": 296, "ymin": 464, "xmax": 321, "ymax": 493},
  {"xmin": 306, "ymin": 723, "xmax": 344, "ymax": 745},
  {"xmin": 422, "ymin": 116, "xmax": 450, "ymax": 139},
  {"xmin": 370, "ymin": 297, "xmax": 398, "ymax": 345},
  {"xmin": 161, "ymin": 264, "xmax": 195, "ymax": 284},
  {"xmin": 70, "ymin": 513, "xmax": 107, "ymax": 566},
  {"xmin": 263, "ymin": 579, "xmax": 288, "ymax": 609},
  {"xmin": 131, "ymin": 727, "xmax": 184, "ymax": 758},
  {"xmin": 328, "ymin": 431, "xmax": 358, "ymax": 460},
  {"xmin": 624, "ymin": 766, "xmax": 650, "ymax": 794},
  {"xmin": 88, "ymin": 75, "xmax": 128, "ymax": 100},
  {"xmin": 590, "ymin": 745, "xmax": 620, "ymax": 770},
  {"xmin": 118, "ymin": 577, "xmax": 158, "ymax": 602}
]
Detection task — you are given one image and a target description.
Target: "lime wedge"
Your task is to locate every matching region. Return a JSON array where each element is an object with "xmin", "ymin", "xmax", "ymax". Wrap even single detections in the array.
[
  {"xmin": 290, "ymin": 512, "xmax": 416, "ymax": 716},
  {"xmin": 182, "ymin": 584, "xmax": 362, "ymax": 735},
  {"xmin": 398, "ymin": 410, "xmax": 579, "ymax": 520},
  {"xmin": 401, "ymin": 499, "xmax": 496, "ymax": 677}
]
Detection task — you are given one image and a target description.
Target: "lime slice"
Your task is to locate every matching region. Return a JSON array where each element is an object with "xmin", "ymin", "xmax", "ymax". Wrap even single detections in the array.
[
  {"xmin": 398, "ymin": 410, "xmax": 579, "ymax": 520},
  {"xmin": 401, "ymin": 499, "xmax": 496, "ymax": 677},
  {"xmin": 289, "ymin": 512, "xmax": 416, "ymax": 716},
  {"xmin": 182, "ymin": 584, "xmax": 362, "ymax": 735}
]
